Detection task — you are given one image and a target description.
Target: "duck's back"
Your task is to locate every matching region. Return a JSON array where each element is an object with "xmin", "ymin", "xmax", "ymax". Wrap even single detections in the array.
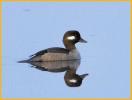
[{"xmin": 29, "ymin": 47, "xmax": 81, "ymax": 61}]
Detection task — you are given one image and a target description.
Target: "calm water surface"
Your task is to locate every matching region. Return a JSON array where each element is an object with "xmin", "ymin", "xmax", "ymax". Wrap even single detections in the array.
[{"xmin": 2, "ymin": 2, "xmax": 130, "ymax": 98}]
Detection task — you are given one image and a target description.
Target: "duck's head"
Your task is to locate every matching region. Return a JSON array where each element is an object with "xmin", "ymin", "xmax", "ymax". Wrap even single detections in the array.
[{"xmin": 63, "ymin": 30, "xmax": 87, "ymax": 50}]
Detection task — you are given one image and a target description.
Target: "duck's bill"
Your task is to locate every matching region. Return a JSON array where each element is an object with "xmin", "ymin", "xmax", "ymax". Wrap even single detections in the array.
[
  {"xmin": 80, "ymin": 73, "xmax": 89, "ymax": 79},
  {"xmin": 79, "ymin": 38, "xmax": 87, "ymax": 43}
]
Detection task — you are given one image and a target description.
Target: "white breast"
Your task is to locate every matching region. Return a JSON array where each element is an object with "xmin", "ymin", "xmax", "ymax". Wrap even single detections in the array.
[{"xmin": 68, "ymin": 49, "xmax": 81, "ymax": 60}]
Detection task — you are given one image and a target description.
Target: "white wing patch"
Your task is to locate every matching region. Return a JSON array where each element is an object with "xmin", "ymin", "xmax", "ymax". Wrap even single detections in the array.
[
  {"xmin": 69, "ymin": 79, "xmax": 77, "ymax": 83},
  {"xmin": 67, "ymin": 36, "xmax": 75, "ymax": 40}
]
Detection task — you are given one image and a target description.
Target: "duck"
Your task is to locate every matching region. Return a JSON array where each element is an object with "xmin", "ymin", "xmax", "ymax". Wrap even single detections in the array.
[{"xmin": 18, "ymin": 30, "xmax": 87, "ymax": 62}]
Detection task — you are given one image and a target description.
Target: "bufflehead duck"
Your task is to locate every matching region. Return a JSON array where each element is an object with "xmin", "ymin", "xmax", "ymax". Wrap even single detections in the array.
[{"xmin": 18, "ymin": 30, "xmax": 87, "ymax": 62}]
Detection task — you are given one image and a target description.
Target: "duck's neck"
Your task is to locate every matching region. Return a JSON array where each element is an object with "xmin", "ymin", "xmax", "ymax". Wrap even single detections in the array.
[
  {"xmin": 65, "ymin": 68, "xmax": 76, "ymax": 77},
  {"xmin": 64, "ymin": 42, "xmax": 76, "ymax": 50}
]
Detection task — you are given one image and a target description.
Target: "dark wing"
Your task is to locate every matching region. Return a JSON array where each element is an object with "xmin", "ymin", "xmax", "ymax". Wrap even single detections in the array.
[
  {"xmin": 30, "ymin": 47, "xmax": 69, "ymax": 57},
  {"xmin": 32, "ymin": 65, "xmax": 70, "ymax": 73}
]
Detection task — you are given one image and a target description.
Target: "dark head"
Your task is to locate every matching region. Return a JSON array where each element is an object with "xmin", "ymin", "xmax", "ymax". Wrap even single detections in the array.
[
  {"xmin": 63, "ymin": 30, "xmax": 87, "ymax": 50},
  {"xmin": 64, "ymin": 69, "xmax": 88, "ymax": 87}
]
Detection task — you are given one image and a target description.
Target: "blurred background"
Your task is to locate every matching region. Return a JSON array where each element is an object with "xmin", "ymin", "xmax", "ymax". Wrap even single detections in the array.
[{"xmin": 2, "ymin": 2, "xmax": 130, "ymax": 98}]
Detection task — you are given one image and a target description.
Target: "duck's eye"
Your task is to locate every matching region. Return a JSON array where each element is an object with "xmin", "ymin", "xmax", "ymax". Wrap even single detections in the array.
[
  {"xmin": 69, "ymin": 79, "xmax": 77, "ymax": 83},
  {"xmin": 67, "ymin": 36, "xmax": 75, "ymax": 40}
]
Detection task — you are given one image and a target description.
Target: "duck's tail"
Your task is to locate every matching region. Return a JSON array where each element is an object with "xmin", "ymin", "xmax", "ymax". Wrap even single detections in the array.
[{"xmin": 17, "ymin": 59, "xmax": 30, "ymax": 63}]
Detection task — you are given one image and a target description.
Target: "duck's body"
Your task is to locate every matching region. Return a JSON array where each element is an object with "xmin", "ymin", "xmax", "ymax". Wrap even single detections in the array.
[
  {"xmin": 29, "ymin": 47, "xmax": 80, "ymax": 61},
  {"xmin": 19, "ymin": 30, "xmax": 87, "ymax": 62}
]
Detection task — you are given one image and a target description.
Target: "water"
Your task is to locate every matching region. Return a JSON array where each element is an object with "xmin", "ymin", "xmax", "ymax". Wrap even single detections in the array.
[{"xmin": 2, "ymin": 2, "xmax": 130, "ymax": 98}]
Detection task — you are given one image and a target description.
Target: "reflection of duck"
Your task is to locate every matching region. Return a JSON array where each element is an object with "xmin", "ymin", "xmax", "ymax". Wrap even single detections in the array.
[
  {"xmin": 64, "ymin": 68, "xmax": 88, "ymax": 87},
  {"xmin": 22, "ymin": 60, "xmax": 88, "ymax": 87},
  {"xmin": 29, "ymin": 60, "xmax": 80, "ymax": 73},
  {"xmin": 18, "ymin": 30, "xmax": 87, "ymax": 62}
]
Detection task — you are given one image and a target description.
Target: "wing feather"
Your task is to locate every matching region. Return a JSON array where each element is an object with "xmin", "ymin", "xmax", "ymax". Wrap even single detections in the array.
[{"xmin": 30, "ymin": 47, "xmax": 69, "ymax": 57}]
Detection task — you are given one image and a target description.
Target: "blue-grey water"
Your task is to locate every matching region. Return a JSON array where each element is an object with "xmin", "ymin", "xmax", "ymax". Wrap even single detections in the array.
[{"xmin": 2, "ymin": 2, "xmax": 130, "ymax": 98}]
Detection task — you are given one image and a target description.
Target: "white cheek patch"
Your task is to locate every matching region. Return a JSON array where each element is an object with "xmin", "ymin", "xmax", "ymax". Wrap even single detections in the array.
[
  {"xmin": 69, "ymin": 79, "xmax": 77, "ymax": 83},
  {"xmin": 67, "ymin": 36, "xmax": 75, "ymax": 40}
]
